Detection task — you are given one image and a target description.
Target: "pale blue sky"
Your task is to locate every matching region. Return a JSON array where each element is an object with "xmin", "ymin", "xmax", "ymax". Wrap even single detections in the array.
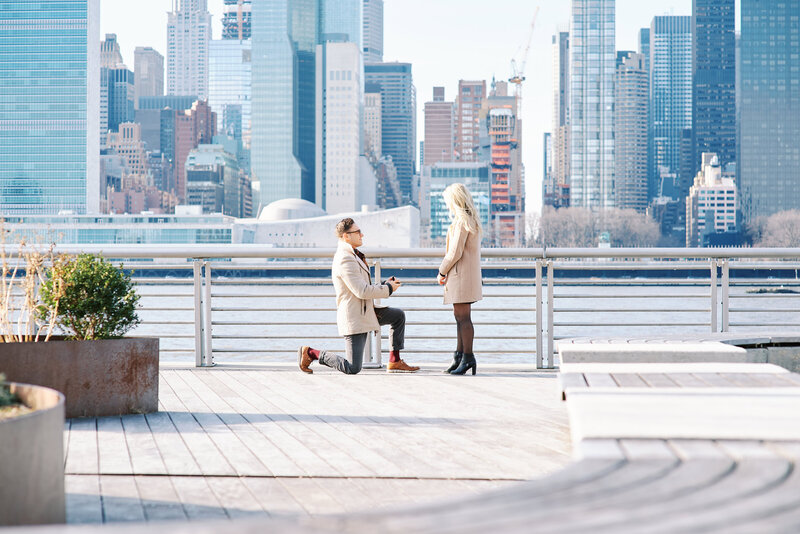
[{"xmin": 102, "ymin": 0, "xmax": 691, "ymax": 212}]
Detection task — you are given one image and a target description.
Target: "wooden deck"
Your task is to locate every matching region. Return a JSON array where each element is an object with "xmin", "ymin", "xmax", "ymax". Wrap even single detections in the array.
[{"xmin": 63, "ymin": 362, "xmax": 571, "ymax": 524}]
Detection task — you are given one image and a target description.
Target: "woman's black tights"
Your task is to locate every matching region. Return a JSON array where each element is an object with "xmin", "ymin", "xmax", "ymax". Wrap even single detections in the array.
[{"xmin": 453, "ymin": 303, "xmax": 473, "ymax": 354}]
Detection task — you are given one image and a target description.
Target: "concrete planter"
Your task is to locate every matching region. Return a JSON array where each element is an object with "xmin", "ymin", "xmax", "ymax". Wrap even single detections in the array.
[
  {"xmin": 0, "ymin": 382, "xmax": 65, "ymax": 525},
  {"xmin": 0, "ymin": 337, "xmax": 159, "ymax": 418}
]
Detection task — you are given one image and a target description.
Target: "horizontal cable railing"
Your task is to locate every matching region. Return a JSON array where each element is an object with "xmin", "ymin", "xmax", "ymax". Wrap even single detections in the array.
[{"xmin": 4, "ymin": 245, "xmax": 800, "ymax": 369}]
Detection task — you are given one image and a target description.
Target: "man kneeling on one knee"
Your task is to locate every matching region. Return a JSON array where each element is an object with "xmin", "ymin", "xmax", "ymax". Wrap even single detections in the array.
[{"xmin": 298, "ymin": 217, "xmax": 420, "ymax": 374}]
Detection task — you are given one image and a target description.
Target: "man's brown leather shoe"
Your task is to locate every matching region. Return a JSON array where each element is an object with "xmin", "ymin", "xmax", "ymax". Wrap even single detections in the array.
[
  {"xmin": 298, "ymin": 346, "xmax": 313, "ymax": 374},
  {"xmin": 387, "ymin": 359, "xmax": 420, "ymax": 373}
]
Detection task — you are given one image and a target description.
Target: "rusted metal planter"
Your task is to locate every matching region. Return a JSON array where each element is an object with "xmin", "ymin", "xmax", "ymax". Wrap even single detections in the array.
[
  {"xmin": 0, "ymin": 382, "xmax": 65, "ymax": 526},
  {"xmin": 0, "ymin": 337, "xmax": 158, "ymax": 418}
]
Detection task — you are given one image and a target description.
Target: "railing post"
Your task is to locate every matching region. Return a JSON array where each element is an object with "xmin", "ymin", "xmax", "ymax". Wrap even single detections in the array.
[
  {"xmin": 193, "ymin": 259, "xmax": 205, "ymax": 367},
  {"xmin": 535, "ymin": 260, "xmax": 543, "ymax": 369},
  {"xmin": 710, "ymin": 258, "xmax": 718, "ymax": 333},
  {"xmin": 547, "ymin": 260, "xmax": 555, "ymax": 369},
  {"xmin": 721, "ymin": 259, "xmax": 730, "ymax": 332},
  {"xmin": 193, "ymin": 259, "xmax": 213, "ymax": 368},
  {"xmin": 363, "ymin": 259, "xmax": 382, "ymax": 369},
  {"xmin": 203, "ymin": 261, "xmax": 213, "ymax": 366}
]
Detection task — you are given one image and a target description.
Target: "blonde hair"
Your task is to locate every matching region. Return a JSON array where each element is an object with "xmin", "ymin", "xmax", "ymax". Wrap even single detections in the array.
[{"xmin": 443, "ymin": 183, "xmax": 482, "ymax": 235}]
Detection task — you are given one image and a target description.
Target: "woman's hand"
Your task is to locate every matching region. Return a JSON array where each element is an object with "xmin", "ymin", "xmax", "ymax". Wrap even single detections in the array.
[{"xmin": 437, "ymin": 272, "xmax": 447, "ymax": 285}]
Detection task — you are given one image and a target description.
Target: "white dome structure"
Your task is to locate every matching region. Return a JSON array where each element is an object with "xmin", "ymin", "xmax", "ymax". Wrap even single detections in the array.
[{"xmin": 258, "ymin": 198, "xmax": 326, "ymax": 221}]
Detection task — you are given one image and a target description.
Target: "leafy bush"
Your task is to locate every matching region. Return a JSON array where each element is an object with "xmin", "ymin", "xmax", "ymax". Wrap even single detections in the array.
[
  {"xmin": 0, "ymin": 373, "xmax": 18, "ymax": 408},
  {"xmin": 38, "ymin": 254, "xmax": 140, "ymax": 340}
]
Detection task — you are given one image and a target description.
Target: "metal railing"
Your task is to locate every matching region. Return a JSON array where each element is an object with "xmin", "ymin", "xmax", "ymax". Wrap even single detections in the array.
[{"xmin": 8, "ymin": 245, "xmax": 800, "ymax": 369}]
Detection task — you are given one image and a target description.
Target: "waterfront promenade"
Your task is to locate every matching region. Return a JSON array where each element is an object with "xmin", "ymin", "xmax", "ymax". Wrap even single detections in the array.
[{"xmin": 64, "ymin": 362, "xmax": 571, "ymax": 523}]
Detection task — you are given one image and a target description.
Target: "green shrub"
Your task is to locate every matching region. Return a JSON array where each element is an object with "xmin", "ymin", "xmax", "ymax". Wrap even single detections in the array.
[
  {"xmin": 38, "ymin": 254, "xmax": 141, "ymax": 340},
  {"xmin": 0, "ymin": 374, "xmax": 18, "ymax": 408}
]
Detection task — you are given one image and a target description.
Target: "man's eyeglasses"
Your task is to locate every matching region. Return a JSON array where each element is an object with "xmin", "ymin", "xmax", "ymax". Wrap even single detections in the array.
[{"xmin": 346, "ymin": 229, "xmax": 363, "ymax": 235}]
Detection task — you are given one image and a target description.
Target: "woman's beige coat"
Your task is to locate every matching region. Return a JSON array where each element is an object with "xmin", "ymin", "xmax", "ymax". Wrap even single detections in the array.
[
  {"xmin": 439, "ymin": 219, "xmax": 483, "ymax": 304},
  {"xmin": 332, "ymin": 240, "xmax": 391, "ymax": 336}
]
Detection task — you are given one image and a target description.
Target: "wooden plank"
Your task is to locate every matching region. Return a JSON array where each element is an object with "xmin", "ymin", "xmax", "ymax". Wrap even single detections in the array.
[
  {"xmin": 121, "ymin": 415, "xmax": 167, "ymax": 475},
  {"xmin": 559, "ymin": 373, "xmax": 588, "ymax": 399},
  {"xmin": 134, "ymin": 475, "xmax": 187, "ymax": 521},
  {"xmin": 241, "ymin": 477, "xmax": 309, "ymax": 518},
  {"xmin": 584, "ymin": 373, "xmax": 618, "ymax": 388},
  {"xmin": 210, "ymin": 370, "xmax": 385, "ymax": 478},
  {"xmin": 65, "ymin": 475, "xmax": 102, "ymax": 524},
  {"xmin": 170, "ymin": 476, "xmax": 229, "ymax": 520},
  {"xmin": 611, "ymin": 373, "xmax": 649, "ymax": 388},
  {"xmin": 158, "ymin": 371, "xmax": 237, "ymax": 477},
  {"xmin": 717, "ymin": 373, "xmax": 777, "ymax": 387},
  {"xmin": 666, "ymin": 373, "xmax": 714, "ymax": 387},
  {"xmin": 639, "ymin": 373, "xmax": 678, "ymax": 388},
  {"xmin": 691, "ymin": 373, "xmax": 738, "ymax": 387},
  {"xmin": 97, "ymin": 417, "xmax": 133, "ymax": 475},
  {"xmin": 206, "ymin": 477, "xmax": 269, "ymax": 519},
  {"xmin": 99, "ymin": 475, "xmax": 146, "ymax": 522},
  {"xmin": 278, "ymin": 478, "xmax": 343, "ymax": 516},
  {"xmin": 174, "ymin": 370, "xmax": 273, "ymax": 477},
  {"xmin": 204, "ymin": 369, "xmax": 345, "ymax": 478},
  {"xmin": 235, "ymin": 369, "xmax": 463, "ymax": 479},
  {"xmin": 65, "ymin": 418, "xmax": 98, "ymax": 475},
  {"xmin": 778, "ymin": 373, "xmax": 800, "ymax": 386},
  {"xmin": 144, "ymin": 412, "xmax": 202, "ymax": 476}
]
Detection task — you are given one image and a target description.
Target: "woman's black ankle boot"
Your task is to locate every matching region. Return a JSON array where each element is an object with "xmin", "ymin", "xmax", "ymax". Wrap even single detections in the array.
[
  {"xmin": 444, "ymin": 351, "xmax": 463, "ymax": 373},
  {"xmin": 450, "ymin": 353, "xmax": 476, "ymax": 375}
]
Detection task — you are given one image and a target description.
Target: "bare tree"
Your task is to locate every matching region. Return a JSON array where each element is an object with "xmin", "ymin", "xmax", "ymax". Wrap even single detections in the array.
[
  {"xmin": 753, "ymin": 210, "xmax": 800, "ymax": 247},
  {"xmin": 531, "ymin": 207, "xmax": 661, "ymax": 248}
]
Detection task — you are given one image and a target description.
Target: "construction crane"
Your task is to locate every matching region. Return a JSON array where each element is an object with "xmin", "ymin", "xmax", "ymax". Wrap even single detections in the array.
[{"xmin": 508, "ymin": 6, "xmax": 540, "ymax": 121}]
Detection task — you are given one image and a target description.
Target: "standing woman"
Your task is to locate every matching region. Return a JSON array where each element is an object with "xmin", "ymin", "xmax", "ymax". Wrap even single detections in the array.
[{"xmin": 437, "ymin": 183, "xmax": 482, "ymax": 375}]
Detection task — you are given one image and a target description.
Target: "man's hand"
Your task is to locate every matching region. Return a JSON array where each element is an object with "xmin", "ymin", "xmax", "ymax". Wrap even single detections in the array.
[
  {"xmin": 387, "ymin": 276, "xmax": 401, "ymax": 292},
  {"xmin": 437, "ymin": 273, "xmax": 446, "ymax": 285}
]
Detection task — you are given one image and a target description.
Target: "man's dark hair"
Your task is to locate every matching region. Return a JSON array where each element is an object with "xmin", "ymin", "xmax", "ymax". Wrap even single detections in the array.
[{"xmin": 336, "ymin": 217, "xmax": 356, "ymax": 238}]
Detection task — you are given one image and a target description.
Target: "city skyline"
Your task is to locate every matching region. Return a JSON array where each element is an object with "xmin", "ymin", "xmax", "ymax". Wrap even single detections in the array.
[{"xmin": 101, "ymin": 0, "xmax": 691, "ymax": 214}]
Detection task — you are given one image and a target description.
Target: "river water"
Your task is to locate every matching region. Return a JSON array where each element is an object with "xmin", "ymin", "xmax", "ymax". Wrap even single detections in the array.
[{"xmin": 131, "ymin": 279, "xmax": 800, "ymax": 365}]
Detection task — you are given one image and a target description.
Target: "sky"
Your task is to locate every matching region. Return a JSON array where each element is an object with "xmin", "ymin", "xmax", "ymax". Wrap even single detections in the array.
[{"xmin": 101, "ymin": 0, "xmax": 691, "ymax": 214}]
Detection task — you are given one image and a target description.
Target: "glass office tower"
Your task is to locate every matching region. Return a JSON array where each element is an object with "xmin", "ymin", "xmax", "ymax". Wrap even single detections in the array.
[
  {"xmin": 569, "ymin": 0, "xmax": 616, "ymax": 209},
  {"xmin": 321, "ymin": 0, "xmax": 362, "ymax": 45},
  {"xmin": 209, "ymin": 40, "xmax": 252, "ymax": 151},
  {"xmin": 739, "ymin": 0, "xmax": 800, "ymax": 220},
  {"xmin": 0, "ymin": 0, "xmax": 100, "ymax": 214},
  {"xmin": 251, "ymin": 0, "xmax": 320, "ymax": 207},
  {"xmin": 650, "ymin": 16, "xmax": 692, "ymax": 200},
  {"xmin": 692, "ymin": 0, "xmax": 736, "ymax": 172},
  {"xmin": 364, "ymin": 63, "xmax": 416, "ymax": 205}
]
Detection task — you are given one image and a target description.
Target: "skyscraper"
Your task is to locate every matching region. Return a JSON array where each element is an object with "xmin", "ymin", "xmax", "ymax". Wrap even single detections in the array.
[
  {"xmin": 739, "ymin": 0, "xmax": 800, "ymax": 220},
  {"xmin": 638, "ymin": 28, "xmax": 650, "ymax": 71},
  {"xmin": 692, "ymin": 0, "xmax": 736, "ymax": 171},
  {"xmin": 167, "ymin": 0, "xmax": 211, "ymax": 101},
  {"xmin": 251, "ymin": 1, "xmax": 320, "ymax": 208},
  {"xmin": 569, "ymin": 0, "xmax": 615, "ymax": 209},
  {"xmin": 209, "ymin": 38, "xmax": 251, "ymax": 145},
  {"xmin": 650, "ymin": 16, "xmax": 692, "ymax": 200},
  {"xmin": 365, "ymin": 63, "xmax": 416, "ymax": 204},
  {"xmin": 101, "ymin": 33, "xmax": 123, "ymax": 68},
  {"xmin": 615, "ymin": 52, "xmax": 648, "ymax": 212},
  {"xmin": 0, "ymin": 0, "xmax": 100, "ymax": 214},
  {"xmin": 322, "ymin": 0, "xmax": 362, "ymax": 45},
  {"xmin": 550, "ymin": 32, "xmax": 570, "ymax": 208},
  {"xmin": 362, "ymin": 0, "xmax": 383, "ymax": 63},
  {"xmin": 423, "ymin": 87, "xmax": 455, "ymax": 166},
  {"xmin": 315, "ymin": 41, "xmax": 363, "ymax": 214},
  {"xmin": 134, "ymin": 47, "xmax": 165, "ymax": 107},
  {"xmin": 455, "ymin": 80, "xmax": 486, "ymax": 162},
  {"xmin": 481, "ymin": 81, "xmax": 524, "ymax": 246},
  {"xmin": 105, "ymin": 68, "xmax": 135, "ymax": 136},
  {"xmin": 363, "ymin": 85, "xmax": 382, "ymax": 158},
  {"xmin": 222, "ymin": 0, "xmax": 251, "ymax": 40}
]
